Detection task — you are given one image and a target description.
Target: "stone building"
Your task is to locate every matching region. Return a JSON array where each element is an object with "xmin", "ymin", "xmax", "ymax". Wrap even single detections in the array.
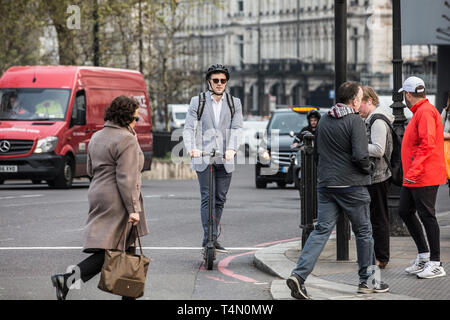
[{"xmin": 176, "ymin": 0, "xmax": 435, "ymax": 115}]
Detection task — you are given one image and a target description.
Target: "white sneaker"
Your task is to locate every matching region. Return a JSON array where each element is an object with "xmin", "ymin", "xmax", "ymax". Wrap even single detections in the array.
[
  {"xmin": 405, "ymin": 256, "xmax": 429, "ymax": 274},
  {"xmin": 417, "ymin": 262, "xmax": 446, "ymax": 279}
]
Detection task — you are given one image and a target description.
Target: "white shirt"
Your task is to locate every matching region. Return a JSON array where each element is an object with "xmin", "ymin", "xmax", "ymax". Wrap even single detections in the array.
[{"xmin": 211, "ymin": 95, "xmax": 225, "ymax": 127}]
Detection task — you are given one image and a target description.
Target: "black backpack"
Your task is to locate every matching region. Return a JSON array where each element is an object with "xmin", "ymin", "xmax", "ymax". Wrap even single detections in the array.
[
  {"xmin": 368, "ymin": 114, "xmax": 403, "ymax": 186},
  {"xmin": 197, "ymin": 91, "xmax": 235, "ymax": 121}
]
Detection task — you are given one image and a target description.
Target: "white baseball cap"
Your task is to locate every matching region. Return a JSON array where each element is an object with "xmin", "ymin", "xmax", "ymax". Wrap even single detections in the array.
[{"xmin": 398, "ymin": 76, "xmax": 426, "ymax": 93}]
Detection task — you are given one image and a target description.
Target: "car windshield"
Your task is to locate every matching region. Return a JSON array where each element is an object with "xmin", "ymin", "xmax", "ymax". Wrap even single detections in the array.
[
  {"xmin": 0, "ymin": 89, "xmax": 71, "ymax": 121},
  {"xmin": 175, "ymin": 112, "xmax": 187, "ymax": 120},
  {"xmin": 267, "ymin": 111, "xmax": 309, "ymax": 135}
]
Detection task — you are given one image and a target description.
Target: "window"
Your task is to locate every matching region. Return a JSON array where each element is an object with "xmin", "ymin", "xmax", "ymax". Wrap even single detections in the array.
[
  {"xmin": 237, "ymin": 0, "xmax": 244, "ymax": 16},
  {"xmin": 237, "ymin": 0, "xmax": 244, "ymax": 13},
  {"xmin": 71, "ymin": 90, "xmax": 86, "ymax": 126},
  {"xmin": 0, "ymin": 88, "xmax": 71, "ymax": 121},
  {"xmin": 238, "ymin": 35, "xmax": 244, "ymax": 69}
]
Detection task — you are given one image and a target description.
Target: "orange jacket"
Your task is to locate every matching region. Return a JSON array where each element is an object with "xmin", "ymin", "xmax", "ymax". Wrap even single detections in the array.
[{"xmin": 401, "ymin": 99, "xmax": 446, "ymax": 187}]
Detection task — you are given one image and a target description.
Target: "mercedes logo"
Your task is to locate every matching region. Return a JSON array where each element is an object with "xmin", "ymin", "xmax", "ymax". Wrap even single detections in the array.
[{"xmin": 0, "ymin": 140, "xmax": 11, "ymax": 153}]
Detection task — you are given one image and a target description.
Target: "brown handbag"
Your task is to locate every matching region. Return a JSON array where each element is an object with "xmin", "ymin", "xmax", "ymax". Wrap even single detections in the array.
[{"xmin": 98, "ymin": 222, "xmax": 150, "ymax": 298}]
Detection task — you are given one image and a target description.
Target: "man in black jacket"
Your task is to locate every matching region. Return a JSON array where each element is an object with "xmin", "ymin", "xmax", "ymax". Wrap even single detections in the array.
[
  {"xmin": 292, "ymin": 110, "xmax": 321, "ymax": 148},
  {"xmin": 286, "ymin": 81, "xmax": 389, "ymax": 299}
]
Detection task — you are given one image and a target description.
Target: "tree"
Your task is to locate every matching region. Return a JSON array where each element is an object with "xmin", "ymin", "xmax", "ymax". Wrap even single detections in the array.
[
  {"xmin": 0, "ymin": 1, "xmax": 42, "ymax": 74},
  {"xmin": 144, "ymin": 0, "xmax": 223, "ymax": 131}
]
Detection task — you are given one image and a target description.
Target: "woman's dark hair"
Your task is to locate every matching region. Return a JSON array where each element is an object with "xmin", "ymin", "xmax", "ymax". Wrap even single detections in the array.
[
  {"xmin": 336, "ymin": 81, "xmax": 362, "ymax": 104},
  {"xmin": 104, "ymin": 95, "xmax": 139, "ymax": 127}
]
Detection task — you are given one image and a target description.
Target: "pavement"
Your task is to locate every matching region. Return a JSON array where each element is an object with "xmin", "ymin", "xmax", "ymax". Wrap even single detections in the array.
[{"xmin": 254, "ymin": 210, "xmax": 450, "ymax": 300}]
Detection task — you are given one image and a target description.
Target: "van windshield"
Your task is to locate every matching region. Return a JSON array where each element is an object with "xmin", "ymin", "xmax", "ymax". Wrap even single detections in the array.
[
  {"xmin": 0, "ymin": 89, "xmax": 71, "ymax": 121},
  {"xmin": 268, "ymin": 111, "xmax": 309, "ymax": 135}
]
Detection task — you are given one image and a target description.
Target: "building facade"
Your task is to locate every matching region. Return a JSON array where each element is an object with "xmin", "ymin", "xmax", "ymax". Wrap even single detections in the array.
[{"xmin": 177, "ymin": 0, "xmax": 434, "ymax": 115}]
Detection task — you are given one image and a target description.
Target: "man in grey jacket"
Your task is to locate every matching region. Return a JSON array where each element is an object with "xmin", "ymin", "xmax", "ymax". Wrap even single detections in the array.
[
  {"xmin": 359, "ymin": 86, "xmax": 394, "ymax": 269},
  {"xmin": 183, "ymin": 64, "xmax": 243, "ymax": 253},
  {"xmin": 286, "ymin": 81, "xmax": 389, "ymax": 299}
]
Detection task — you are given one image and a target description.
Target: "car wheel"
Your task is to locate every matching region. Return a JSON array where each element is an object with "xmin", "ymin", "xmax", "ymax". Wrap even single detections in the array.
[
  {"xmin": 256, "ymin": 180, "xmax": 267, "ymax": 189},
  {"xmin": 32, "ymin": 180, "xmax": 42, "ymax": 184},
  {"xmin": 0, "ymin": 179, "xmax": 4, "ymax": 185},
  {"xmin": 48, "ymin": 156, "xmax": 74, "ymax": 189},
  {"xmin": 277, "ymin": 182, "xmax": 286, "ymax": 188}
]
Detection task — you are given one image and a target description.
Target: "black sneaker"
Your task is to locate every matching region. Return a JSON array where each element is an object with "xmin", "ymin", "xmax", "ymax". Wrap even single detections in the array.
[
  {"xmin": 214, "ymin": 242, "xmax": 228, "ymax": 253},
  {"xmin": 358, "ymin": 281, "xmax": 390, "ymax": 294},
  {"xmin": 286, "ymin": 273, "xmax": 309, "ymax": 300}
]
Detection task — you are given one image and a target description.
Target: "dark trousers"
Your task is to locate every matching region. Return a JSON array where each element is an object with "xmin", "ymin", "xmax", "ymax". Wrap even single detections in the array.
[
  {"xmin": 196, "ymin": 164, "xmax": 232, "ymax": 246},
  {"xmin": 66, "ymin": 248, "xmax": 136, "ymax": 300},
  {"xmin": 367, "ymin": 179, "xmax": 390, "ymax": 263},
  {"xmin": 399, "ymin": 185, "xmax": 440, "ymax": 261}
]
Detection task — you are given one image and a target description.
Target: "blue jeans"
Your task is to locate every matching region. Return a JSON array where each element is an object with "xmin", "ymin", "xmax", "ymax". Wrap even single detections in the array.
[
  {"xmin": 292, "ymin": 187, "xmax": 376, "ymax": 283},
  {"xmin": 196, "ymin": 164, "xmax": 232, "ymax": 246}
]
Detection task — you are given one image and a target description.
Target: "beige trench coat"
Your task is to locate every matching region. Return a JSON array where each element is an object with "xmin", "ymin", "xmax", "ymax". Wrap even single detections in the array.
[{"xmin": 83, "ymin": 121, "xmax": 149, "ymax": 253}]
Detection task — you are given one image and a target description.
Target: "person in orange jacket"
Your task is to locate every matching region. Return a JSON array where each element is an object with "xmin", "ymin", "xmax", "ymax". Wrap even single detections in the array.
[{"xmin": 399, "ymin": 76, "xmax": 446, "ymax": 279}]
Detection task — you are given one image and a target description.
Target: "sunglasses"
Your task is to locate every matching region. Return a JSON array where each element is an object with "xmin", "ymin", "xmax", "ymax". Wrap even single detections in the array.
[
  {"xmin": 134, "ymin": 116, "xmax": 139, "ymax": 122},
  {"xmin": 211, "ymin": 78, "xmax": 227, "ymax": 84}
]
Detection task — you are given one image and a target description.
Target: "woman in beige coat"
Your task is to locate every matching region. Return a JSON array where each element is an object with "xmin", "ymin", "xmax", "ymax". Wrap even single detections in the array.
[{"xmin": 51, "ymin": 95, "xmax": 149, "ymax": 300}]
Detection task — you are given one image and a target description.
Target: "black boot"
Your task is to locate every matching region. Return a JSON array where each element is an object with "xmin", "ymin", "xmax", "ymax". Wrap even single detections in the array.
[{"xmin": 51, "ymin": 274, "xmax": 70, "ymax": 300}]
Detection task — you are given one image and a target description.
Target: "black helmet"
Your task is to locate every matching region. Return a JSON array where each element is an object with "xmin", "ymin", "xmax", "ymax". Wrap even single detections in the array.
[
  {"xmin": 307, "ymin": 110, "xmax": 321, "ymax": 120},
  {"xmin": 206, "ymin": 64, "xmax": 230, "ymax": 81}
]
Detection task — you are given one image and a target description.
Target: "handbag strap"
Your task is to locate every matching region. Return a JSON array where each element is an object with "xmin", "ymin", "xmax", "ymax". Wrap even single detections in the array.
[
  {"xmin": 114, "ymin": 222, "xmax": 132, "ymax": 252},
  {"xmin": 133, "ymin": 225, "xmax": 144, "ymax": 256},
  {"xmin": 115, "ymin": 222, "xmax": 145, "ymax": 255}
]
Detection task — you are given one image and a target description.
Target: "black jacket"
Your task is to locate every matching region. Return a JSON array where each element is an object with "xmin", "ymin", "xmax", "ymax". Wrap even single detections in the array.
[
  {"xmin": 295, "ymin": 125, "xmax": 317, "ymax": 142},
  {"xmin": 316, "ymin": 112, "xmax": 372, "ymax": 187}
]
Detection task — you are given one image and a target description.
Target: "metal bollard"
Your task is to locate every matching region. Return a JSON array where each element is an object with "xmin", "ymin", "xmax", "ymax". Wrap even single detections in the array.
[{"xmin": 300, "ymin": 133, "xmax": 317, "ymax": 249}]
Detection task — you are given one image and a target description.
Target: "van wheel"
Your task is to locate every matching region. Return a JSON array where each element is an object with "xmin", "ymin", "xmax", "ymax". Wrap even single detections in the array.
[{"xmin": 49, "ymin": 156, "xmax": 74, "ymax": 189}]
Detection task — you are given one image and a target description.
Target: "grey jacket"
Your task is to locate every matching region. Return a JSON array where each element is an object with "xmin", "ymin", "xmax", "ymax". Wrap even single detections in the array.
[
  {"xmin": 316, "ymin": 107, "xmax": 372, "ymax": 187},
  {"xmin": 365, "ymin": 107, "xmax": 394, "ymax": 184},
  {"xmin": 183, "ymin": 91, "xmax": 243, "ymax": 173}
]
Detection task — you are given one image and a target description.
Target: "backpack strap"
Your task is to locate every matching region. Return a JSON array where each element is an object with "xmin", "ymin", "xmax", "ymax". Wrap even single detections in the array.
[
  {"xmin": 368, "ymin": 114, "xmax": 393, "ymax": 170},
  {"xmin": 197, "ymin": 91, "xmax": 236, "ymax": 123},
  {"xmin": 197, "ymin": 91, "xmax": 206, "ymax": 121},
  {"xmin": 225, "ymin": 92, "xmax": 235, "ymax": 119}
]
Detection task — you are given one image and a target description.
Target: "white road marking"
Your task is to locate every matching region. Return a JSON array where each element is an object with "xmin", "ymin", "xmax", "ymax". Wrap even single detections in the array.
[
  {"xmin": 0, "ymin": 246, "xmax": 262, "ymax": 251},
  {"xmin": 0, "ymin": 194, "xmax": 43, "ymax": 200}
]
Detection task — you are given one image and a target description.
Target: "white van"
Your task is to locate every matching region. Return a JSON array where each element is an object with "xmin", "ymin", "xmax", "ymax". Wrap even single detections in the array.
[{"xmin": 168, "ymin": 104, "xmax": 189, "ymax": 131}]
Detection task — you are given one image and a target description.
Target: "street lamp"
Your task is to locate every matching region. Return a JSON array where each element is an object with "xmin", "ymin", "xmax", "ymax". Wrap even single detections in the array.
[
  {"xmin": 334, "ymin": 0, "xmax": 350, "ymax": 261},
  {"xmin": 388, "ymin": 0, "xmax": 409, "ymax": 236}
]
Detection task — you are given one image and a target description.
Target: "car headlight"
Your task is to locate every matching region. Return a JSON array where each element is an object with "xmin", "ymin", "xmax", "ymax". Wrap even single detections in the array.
[
  {"xmin": 34, "ymin": 136, "xmax": 58, "ymax": 153},
  {"xmin": 261, "ymin": 149, "xmax": 270, "ymax": 161}
]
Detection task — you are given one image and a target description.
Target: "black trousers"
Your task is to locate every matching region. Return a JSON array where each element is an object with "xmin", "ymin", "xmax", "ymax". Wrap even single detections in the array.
[
  {"xmin": 66, "ymin": 248, "xmax": 136, "ymax": 300},
  {"xmin": 399, "ymin": 185, "xmax": 440, "ymax": 261},
  {"xmin": 367, "ymin": 179, "xmax": 390, "ymax": 263}
]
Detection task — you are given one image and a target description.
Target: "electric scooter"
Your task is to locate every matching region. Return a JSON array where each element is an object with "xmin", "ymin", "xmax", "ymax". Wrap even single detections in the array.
[{"xmin": 201, "ymin": 149, "xmax": 223, "ymax": 270}]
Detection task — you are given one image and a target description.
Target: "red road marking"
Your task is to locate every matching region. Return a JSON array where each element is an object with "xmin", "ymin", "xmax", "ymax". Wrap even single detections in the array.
[{"xmin": 218, "ymin": 251, "xmax": 258, "ymax": 283}]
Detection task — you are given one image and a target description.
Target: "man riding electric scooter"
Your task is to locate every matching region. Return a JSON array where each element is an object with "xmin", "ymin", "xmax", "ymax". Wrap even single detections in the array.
[{"xmin": 183, "ymin": 65, "xmax": 243, "ymax": 268}]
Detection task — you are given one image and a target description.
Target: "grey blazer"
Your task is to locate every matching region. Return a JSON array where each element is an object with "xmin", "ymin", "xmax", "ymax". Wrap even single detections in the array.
[{"xmin": 183, "ymin": 91, "xmax": 243, "ymax": 173}]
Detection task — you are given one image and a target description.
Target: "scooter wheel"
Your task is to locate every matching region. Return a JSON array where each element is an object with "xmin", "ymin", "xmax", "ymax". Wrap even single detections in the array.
[{"xmin": 205, "ymin": 247, "xmax": 215, "ymax": 270}]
